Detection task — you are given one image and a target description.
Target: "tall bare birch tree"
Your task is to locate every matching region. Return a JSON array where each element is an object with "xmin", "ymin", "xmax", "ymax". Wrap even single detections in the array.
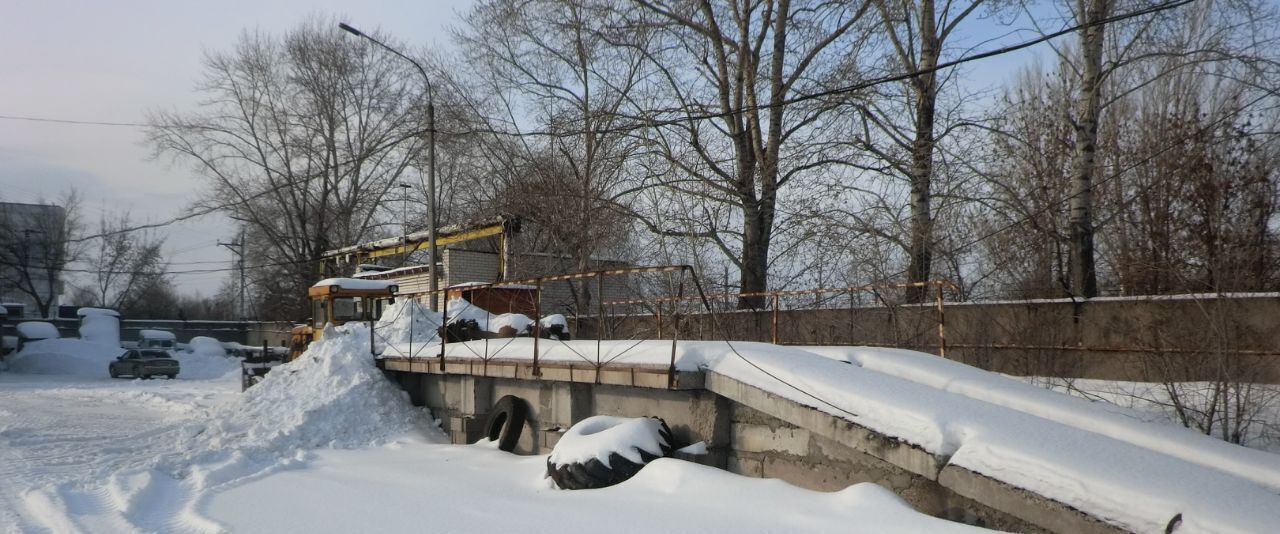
[
  {"xmin": 148, "ymin": 18, "xmax": 425, "ymax": 317},
  {"xmin": 627, "ymin": 0, "xmax": 875, "ymax": 307}
]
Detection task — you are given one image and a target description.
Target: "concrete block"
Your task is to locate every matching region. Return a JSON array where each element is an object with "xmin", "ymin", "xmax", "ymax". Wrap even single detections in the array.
[
  {"xmin": 731, "ymin": 423, "xmax": 810, "ymax": 456},
  {"xmin": 938, "ymin": 464, "xmax": 1121, "ymax": 534}
]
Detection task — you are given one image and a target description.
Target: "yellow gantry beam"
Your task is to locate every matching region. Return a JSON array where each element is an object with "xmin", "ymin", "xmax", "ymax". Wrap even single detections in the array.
[{"xmin": 361, "ymin": 224, "xmax": 505, "ymax": 259}]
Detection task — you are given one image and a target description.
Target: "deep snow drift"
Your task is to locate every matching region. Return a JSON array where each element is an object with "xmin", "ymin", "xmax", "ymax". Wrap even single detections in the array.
[
  {"xmin": 384, "ymin": 337, "xmax": 1280, "ymax": 533},
  {"xmin": 188, "ymin": 323, "xmax": 432, "ymax": 453},
  {"xmin": 7, "ymin": 338, "xmax": 126, "ymax": 377},
  {"xmin": 4, "ymin": 323, "xmax": 438, "ymax": 533},
  {"xmin": 2, "ymin": 322, "xmax": 977, "ymax": 533}
]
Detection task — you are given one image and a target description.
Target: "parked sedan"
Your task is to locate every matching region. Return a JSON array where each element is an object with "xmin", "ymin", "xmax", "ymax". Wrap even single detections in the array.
[{"xmin": 109, "ymin": 349, "xmax": 180, "ymax": 379}]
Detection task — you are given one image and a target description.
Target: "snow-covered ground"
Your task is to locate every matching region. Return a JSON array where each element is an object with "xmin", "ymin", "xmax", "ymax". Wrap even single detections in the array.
[{"xmin": 0, "ymin": 326, "xmax": 977, "ymax": 533}]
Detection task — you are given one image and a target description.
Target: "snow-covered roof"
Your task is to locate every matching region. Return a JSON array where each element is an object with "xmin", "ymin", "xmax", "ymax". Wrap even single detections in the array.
[
  {"xmin": 312, "ymin": 278, "xmax": 398, "ymax": 291},
  {"xmin": 352, "ymin": 264, "xmax": 429, "ymax": 279},
  {"xmin": 16, "ymin": 321, "xmax": 59, "ymax": 340},
  {"xmin": 76, "ymin": 307, "xmax": 120, "ymax": 317},
  {"xmin": 139, "ymin": 329, "xmax": 176, "ymax": 340},
  {"xmin": 447, "ymin": 281, "xmax": 536, "ymax": 290}
]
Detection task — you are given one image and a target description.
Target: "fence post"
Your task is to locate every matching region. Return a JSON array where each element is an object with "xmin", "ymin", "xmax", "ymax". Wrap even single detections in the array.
[
  {"xmin": 936, "ymin": 282, "xmax": 947, "ymax": 358},
  {"xmin": 771, "ymin": 293, "xmax": 780, "ymax": 344},
  {"xmin": 439, "ymin": 292, "xmax": 448, "ymax": 372},
  {"xmin": 533, "ymin": 279, "xmax": 542, "ymax": 377},
  {"xmin": 669, "ymin": 270, "xmax": 686, "ymax": 389}
]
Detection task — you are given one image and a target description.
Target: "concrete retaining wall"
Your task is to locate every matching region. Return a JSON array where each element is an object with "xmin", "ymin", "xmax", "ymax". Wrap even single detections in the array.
[
  {"xmin": 386, "ymin": 368, "xmax": 1122, "ymax": 532},
  {"xmin": 603, "ymin": 294, "xmax": 1280, "ymax": 383}
]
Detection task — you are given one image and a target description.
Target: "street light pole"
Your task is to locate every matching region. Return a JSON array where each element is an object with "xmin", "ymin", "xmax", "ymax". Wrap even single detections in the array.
[{"xmin": 339, "ymin": 22, "xmax": 439, "ymax": 311}]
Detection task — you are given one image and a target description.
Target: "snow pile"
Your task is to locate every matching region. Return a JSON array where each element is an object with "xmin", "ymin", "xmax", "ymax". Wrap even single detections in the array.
[
  {"xmin": 539, "ymin": 314, "xmax": 567, "ymax": 330},
  {"xmin": 78, "ymin": 309, "xmax": 120, "ymax": 347},
  {"xmin": 185, "ymin": 323, "xmax": 428, "ymax": 454},
  {"xmin": 548, "ymin": 416, "xmax": 668, "ymax": 468},
  {"xmin": 186, "ymin": 336, "xmax": 227, "ymax": 358},
  {"xmin": 445, "ymin": 298, "xmax": 558, "ymax": 337},
  {"xmin": 446, "ymin": 297, "xmax": 492, "ymax": 330},
  {"xmin": 7, "ymin": 338, "xmax": 125, "ymax": 376},
  {"xmin": 139, "ymin": 329, "xmax": 176, "ymax": 341},
  {"xmin": 489, "ymin": 313, "xmax": 534, "ymax": 335},
  {"xmin": 374, "ymin": 299, "xmax": 443, "ymax": 346},
  {"xmin": 16, "ymin": 321, "xmax": 59, "ymax": 340},
  {"xmin": 172, "ymin": 346, "xmax": 239, "ymax": 380}
]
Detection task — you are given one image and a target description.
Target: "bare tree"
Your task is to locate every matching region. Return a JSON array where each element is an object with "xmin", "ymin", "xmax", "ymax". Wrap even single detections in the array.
[
  {"xmin": 149, "ymin": 18, "xmax": 425, "ymax": 318},
  {"xmin": 624, "ymin": 0, "xmax": 875, "ymax": 307},
  {"xmin": 70, "ymin": 213, "xmax": 167, "ymax": 311},
  {"xmin": 858, "ymin": 0, "xmax": 1002, "ymax": 301},
  {"xmin": 0, "ymin": 192, "xmax": 80, "ymax": 318},
  {"xmin": 456, "ymin": 0, "xmax": 647, "ymax": 272}
]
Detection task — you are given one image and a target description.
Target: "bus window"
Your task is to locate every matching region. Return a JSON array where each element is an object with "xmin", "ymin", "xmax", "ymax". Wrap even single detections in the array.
[
  {"xmin": 313, "ymin": 299, "xmax": 327, "ymax": 327},
  {"xmin": 332, "ymin": 297, "xmax": 358, "ymax": 322}
]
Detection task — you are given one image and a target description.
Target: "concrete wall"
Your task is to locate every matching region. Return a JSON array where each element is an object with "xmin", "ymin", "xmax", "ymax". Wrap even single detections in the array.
[
  {"xmin": 386, "ymin": 369, "xmax": 1120, "ymax": 532},
  {"xmin": 0, "ymin": 318, "xmax": 294, "ymax": 348},
  {"xmin": 603, "ymin": 294, "xmax": 1280, "ymax": 382}
]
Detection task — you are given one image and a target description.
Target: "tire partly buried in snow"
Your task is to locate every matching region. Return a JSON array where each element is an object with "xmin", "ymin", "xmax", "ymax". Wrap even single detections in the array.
[
  {"xmin": 546, "ymin": 416, "xmax": 674, "ymax": 490},
  {"xmin": 484, "ymin": 395, "xmax": 529, "ymax": 452}
]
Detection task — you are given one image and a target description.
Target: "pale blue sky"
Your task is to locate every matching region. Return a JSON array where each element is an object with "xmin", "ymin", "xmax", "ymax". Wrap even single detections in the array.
[
  {"xmin": 0, "ymin": 0, "xmax": 466, "ymax": 296},
  {"xmin": 0, "ymin": 0, "xmax": 1054, "ymax": 298}
]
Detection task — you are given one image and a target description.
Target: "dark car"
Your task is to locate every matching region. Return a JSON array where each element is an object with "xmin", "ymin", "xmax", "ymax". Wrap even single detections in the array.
[{"xmin": 109, "ymin": 349, "xmax": 180, "ymax": 379}]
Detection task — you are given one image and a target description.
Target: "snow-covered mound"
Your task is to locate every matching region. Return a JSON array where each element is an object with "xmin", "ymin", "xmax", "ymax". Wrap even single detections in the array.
[
  {"xmin": 16, "ymin": 321, "xmax": 60, "ymax": 340},
  {"xmin": 549, "ymin": 416, "xmax": 669, "ymax": 468},
  {"xmin": 374, "ymin": 299, "xmax": 443, "ymax": 346},
  {"xmin": 172, "ymin": 350, "xmax": 240, "ymax": 380},
  {"xmin": 186, "ymin": 336, "xmax": 227, "ymax": 358},
  {"xmin": 7, "ymin": 338, "xmax": 125, "ymax": 376},
  {"xmin": 187, "ymin": 323, "xmax": 430, "ymax": 454}
]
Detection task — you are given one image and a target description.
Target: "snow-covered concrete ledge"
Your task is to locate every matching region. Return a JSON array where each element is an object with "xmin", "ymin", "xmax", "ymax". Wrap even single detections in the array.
[{"xmin": 379, "ymin": 339, "xmax": 1280, "ymax": 533}]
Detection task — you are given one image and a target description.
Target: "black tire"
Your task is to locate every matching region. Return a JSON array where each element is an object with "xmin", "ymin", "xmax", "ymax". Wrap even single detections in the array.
[
  {"xmin": 483, "ymin": 395, "xmax": 529, "ymax": 452},
  {"xmin": 167, "ymin": 374, "xmax": 177, "ymax": 380},
  {"xmin": 109, "ymin": 368, "xmax": 118, "ymax": 379},
  {"xmin": 546, "ymin": 417, "xmax": 674, "ymax": 490}
]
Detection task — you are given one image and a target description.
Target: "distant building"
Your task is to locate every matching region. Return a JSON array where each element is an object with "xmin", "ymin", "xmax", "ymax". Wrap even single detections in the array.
[{"xmin": 0, "ymin": 202, "xmax": 68, "ymax": 319}]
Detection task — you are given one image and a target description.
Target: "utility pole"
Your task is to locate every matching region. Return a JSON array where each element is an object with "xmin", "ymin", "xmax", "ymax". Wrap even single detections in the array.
[{"xmin": 219, "ymin": 230, "xmax": 246, "ymax": 320}]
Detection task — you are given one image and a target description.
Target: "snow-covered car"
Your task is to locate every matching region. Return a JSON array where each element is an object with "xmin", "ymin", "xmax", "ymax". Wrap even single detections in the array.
[
  {"xmin": 137, "ymin": 329, "xmax": 177, "ymax": 350},
  {"xmin": 108, "ymin": 349, "xmax": 180, "ymax": 379}
]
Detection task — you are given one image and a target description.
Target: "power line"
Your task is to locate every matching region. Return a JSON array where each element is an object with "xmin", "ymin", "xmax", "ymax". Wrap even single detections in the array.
[{"xmin": 0, "ymin": 114, "xmax": 147, "ymax": 127}]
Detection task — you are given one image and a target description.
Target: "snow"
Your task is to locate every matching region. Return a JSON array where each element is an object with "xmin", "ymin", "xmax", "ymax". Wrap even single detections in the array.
[
  {"xmin": 6, "ymin": 315, "xmax": 1279, "ymax": 532},
  {"xmin": 15, "ymin": 321, "xmax": 59, "ymax": 340},
  {"xmin": 139, "ymin": 329, "xmax": 177, "ymax": 340},
  {"xmin": 383, "ymin": 338, "xmax": 1280, "ymax": 533},
  {"xmin": 312, "ymin": 278, "xmax": 397, "ymax": 291},
  {"xmin": 79, "ymin": 312, "xmax": 120, "ymax": 347},
  {"xmin": 203, "ymin": 441, "xmax": 975, "ymax": 534},
  {"xmin": 7, "ymin": 338, "xmax": 125, "ymax": 376},
  {"xmin": 371, "ymin": 299, "xmax": 444, "ymax": 354},
  {"xmin": 0, "ymin": 323, "xmax": 984, "ymax": 533},
  {"xmin": 540, "ymin": 313, "xmax": 568, "ymax": 329},
  {"xmin": 804, "ymin": 346, "xmax": 1280, "ymax": 492},
  {"xmin": 75, "ymin": 307, "xmax": 120, "ymax": 317},
  {"xmin": 200, "ymin": 323, "xmax": 430, "ymax": 452},
  {"xmin": 187, "ymin": 336, "xmax": 228, "ymax": 358},
  {"xmin": 548, "ymin": 416, "xmax": 668, "ymax": 468}
]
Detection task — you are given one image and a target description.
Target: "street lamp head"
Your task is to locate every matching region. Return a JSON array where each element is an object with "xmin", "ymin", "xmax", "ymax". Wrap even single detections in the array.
[{"xmin": 338, "ymin": 22, "xmax": 364, "ymax": 37}]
